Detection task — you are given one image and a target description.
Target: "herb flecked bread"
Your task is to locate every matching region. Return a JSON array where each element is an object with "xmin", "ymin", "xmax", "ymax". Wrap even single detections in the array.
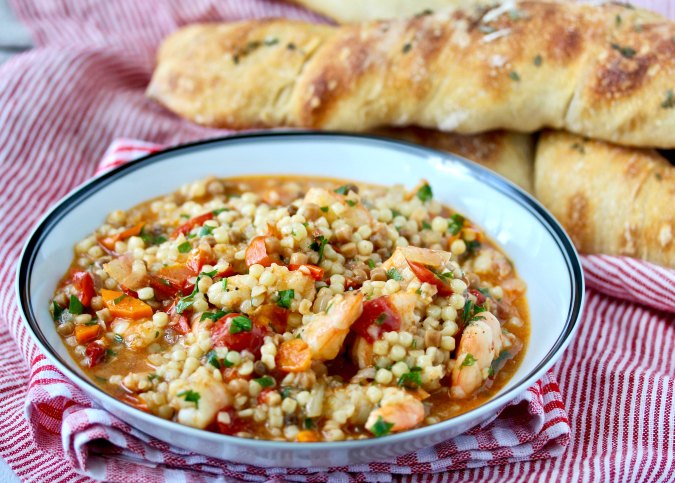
[
  {"xmin": 535, "ymin": 131, "xmax": 675, "ymax": 267},
  {"xmin": 147, "ymin": 1, "xmax": 675, "ymax": 148}
]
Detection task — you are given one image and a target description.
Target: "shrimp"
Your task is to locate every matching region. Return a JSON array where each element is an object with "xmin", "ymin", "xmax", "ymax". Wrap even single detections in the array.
[
  {"xmin": 302, "ymin": 188, "xmax": 372, "ymax": 227},
  {"xmin": 169, "ymin": 366, "xmax": 232, "ymax": 429},
  {"xmin": 302, "ymin": 291, "xmax": 364, "ymax": 361},
  {"xmin": 365, "ymin": 388, "xmax": 425, "ymax": 434},
  {"xmin": 450, "ymin": 311, "xmax": 514, "ymax": 399}
]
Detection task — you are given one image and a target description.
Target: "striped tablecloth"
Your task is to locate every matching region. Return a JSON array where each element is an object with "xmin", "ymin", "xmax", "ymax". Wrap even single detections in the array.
[{"xmin": 0, "ymin": 0, "xmax": 674, "ymax": 481}]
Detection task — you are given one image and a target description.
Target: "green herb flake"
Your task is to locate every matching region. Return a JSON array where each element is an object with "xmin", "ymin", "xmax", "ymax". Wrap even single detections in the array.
[
  {"xmin": 320, "ymin": 206, "xmax": 329, "ymax": 212},
  {"xmin": 397, "ymin": 366, "xmax": 423, "ymax": 388},
  {"xmin": 386, "ymin": 268, "xmax": 403, "ymax": 281},
  {"xmin": 229, "ymin": 315, "xmax": 252, "ymax": 334},
  {"xmin": 84, "ymin": 320, "xmax": 99, "ymax": 326},
  {"xmin": 148, "ymin": 374, "xmax": 159, "ymax": 381},
  {"xmin": 489, "ymin": 350, "xmax": 511, "ymax": 377},
  {"xmin": 371, "ymin": 416, "xmax": 394, "ymax": 437},
  {"xmin": 465, "ymin": 240, "xmax": 481, "ymax": 255},
  {"xmin": 198, "ymin": 225, "xmax": 214, "ymax": 237},
  {"xmin": 509, "ymin": 71, "xmax": 520, "ymax": 81},
  {"xmin": 287, "ymin": 42, "xmax": 296, "ymax": 50},
  {"xmin": 461, "ymin": 353, "xmax": 477, "ymax": 367},
  {"xmin": 477, "ymin": 287, "xmax": 491, "ymax": 298},
  {"xmin": 177, "ymin": 390, "xmax": 201, "ymax": 407},
  {"xmin": 345, "ymin": 199, "xmax": 357, "ymax": 207},
  {"xmin": 334, "ymin": 185, "xmax": 350, "ymax": 195},
  {"xmin": 205, "ymin": 350, "xmax": 222, "ymax": 369},
  {"xmin": 69, "ymin": 295, "xmax": 84, "ymax": 315},
  {"xmin": 178, "ymin": 241, "xmax": 191, "ymax": 253},
  {"xmin": 375, "ymin": 313, "xmax": 387, "ymax": 326},
  {"xmin": 391, "ymin": 209, "xmax": 402, "ymax": 218},
  {"xmin": 571, "ymin": 142, "xmax": 586, "ymax": 154},
  {"xmin": 212, "ymin": 207, "xmax": 229, "ymax": 216},
  {"xmin": 661, "ymin": 89, "xmax": 675, "ymax": 109},
  {"xmin": 280, "ymin": 387, "xmax": 292, "ymax": 399},
  {"xmin": 277, "ymin": 289, "xmax": 295, "ymax": 309},
  {"xmin": 416, "ymin": 184, "xmax": 433, "ymax": 202},
  {"xmin": 113, "ymin": 334, "xmax": 124, "ymax": 344},
  {"xmin": 611, "ymin": 43, "xmax": 636, "ymax": 58},
  {"xmin": 448, "ymin": 214, "xmax": 465, "ymax": 235},
  {"xmin": 367, "ymin": 259, "xmax": 376, "ymax": 269},
  {"xmin": 402, "ymin": 42, "xmax": 412, "ymax": 54},
  {"xmin": 140, "ymin": 226, "xmax": 167, "ymax": 246},
  {"xmin": 94, "ymin": 376, "xmax": 107, "ymax": 383},
  {"xmin": 304, "ymin": 418, "xmax": 314, "ymax": 429},
  {"xmin": 201, "ymin": 310, "xmax": 227, "ymax": 322},
  {"xmin": 415, "ymin": 9, "xmax": 433, "ymax": 17},
  {"xmin": 615, "ymin": 14, "xmax": 622, "ymax": 27},
  {"xmin": 310, "ymin": 235, "xmax": 328, "ymax": 263},
  {"xmin": 254, "ymin": 376, "xmax": 275, "ymax": 388},
  {"xmin": 222, "ymin": 278, "xmax": 228, "ymax": 290},
  {"xmin": 105, "ymin": 349, "xmax": 117, "ymax": 358},
  {"xmin": 52, "ymin": 301, "xmax": 64, "ymax": 322},
  {"xmin": 533, "ymin": 54, "xmax": 542, "ymax": 67},
  {"xmin": 112, "ymin": 294, "xmax": 127, "ymax": 304},
  {"xmin": 422, "ymin": 221, "xmax": 432, "ymax": 230}
]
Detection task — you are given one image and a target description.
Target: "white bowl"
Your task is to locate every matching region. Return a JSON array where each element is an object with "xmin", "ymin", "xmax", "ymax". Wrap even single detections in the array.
[{"xmin": 16, "ymin": 132, "xmax": 584, "ymax": 467}]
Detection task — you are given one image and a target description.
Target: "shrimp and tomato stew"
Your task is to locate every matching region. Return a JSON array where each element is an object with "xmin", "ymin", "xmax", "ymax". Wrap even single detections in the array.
[{"xmin": 50, "ymin": 176, "xmax": 528, "ymax": 441}]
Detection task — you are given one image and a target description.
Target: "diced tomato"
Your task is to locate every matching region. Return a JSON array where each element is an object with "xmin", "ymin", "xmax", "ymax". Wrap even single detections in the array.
[
  {"xmin": 171, "ymin": 212, "xmax": 214, "ymax": 239},
  {"xmin": 352, "ymin": 296, "xmax": 401, "ymax": 343},
  {"xmin": 85, "ymin": 341, "xmax": 106, "ymax": 367},
  {"xmin": 211, "ymin": 313, "xmax": 266, "ymax": 354},
  {"xmin": 469, "ymin": 288, "xmax": 486, "ymax": 305},
  {"xmin": 120, "ymin": 286, "xmax": 138, "ymax": 298},
  {"xmin": 257, "ymin": 388, "xmax": 274, "ymax": 405},
  {"xmin": 216, "ymin": 408, "xmax": 249, "ymax": 435},
  {"xmin": 343, "ymin": 276, "xmax": 362, "ymax": 291},
  {"xmin": 98, "ymin": 222, "xmax": 144, "ymax": 250},
  {"xmin": 71, "ymin": 271, "xmax": 95, "ymax": 307},
  {"xmin": 245, "ymin": 236, "xmax": 276, "ymax": 267},
  {"xmin": 185, "ymin": 245, "xmax": 215, "ymax": 274},
  {"xmin": 287, "ymin": 264, "xmax": 324, "ymax": 280},
  {"xmin": 155, "ymin": 264, "xmax": 195, "ymax": 296},
  {"xmin": 212, "ymin": 266, "xmax": 235, "ymax": 282},
  {"xmin": 166, "ymin": 299, "xmax": 191, "ymax": 335},
  {"xmin": 148, "ymin": 275, "xmax": 181, "ymax": 300},
  {"xmin": 406, "ymin": 260, "xmax": 453, "ymax": 296}
]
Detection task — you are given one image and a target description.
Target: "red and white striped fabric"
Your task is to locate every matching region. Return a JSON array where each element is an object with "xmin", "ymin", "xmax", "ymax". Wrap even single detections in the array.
[{"xmin": 0, "ymin": 0, "xmax": 673, "ymax": 481}]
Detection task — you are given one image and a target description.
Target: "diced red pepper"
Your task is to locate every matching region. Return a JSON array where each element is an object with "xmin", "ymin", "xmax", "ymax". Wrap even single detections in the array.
[
  {"xmin": 85, "ymin": 341, "xmax": 106, "ymax": 367},
  {"xmin": 120, "ymin": 286, "xmax": 138, "ymax": 298},
  {"xmin": 406, "ymin": 260, "xmax": 453, "ymax": 296},
  {"xmin": 171, "ymin": 213, "xmax": 214, "ymax": 239},
  {"xmin": 287, "ymin": 264, "xmax": 324, "ymax": 280},
  {"xmin": 469, "ymin": 288, "xmax": 486, "ymax": 305},
  {"xmin": 71, "ymin": 271, "xmax": 95, "ymax": 307},
  {"xmin": 245, "ymin": 236, "xmax": 275, "ymax": 267},
  {"xmin": 211, "ymin": 313, "xmax": 266, "ymax": 354},
  {"xmin": 254, "ymin": 304, "xmax": 288, "ymax": 333},
  {"xmin": 352, "ymin": 296, "xmax": 401, "ymax": 343},
  {"xmin": 166, "ymin": 299, "xmax": 191, "ymax": 335},
  {"xmin": 185, "ymin": 245, "xmax": 216, "ymax": 274}
]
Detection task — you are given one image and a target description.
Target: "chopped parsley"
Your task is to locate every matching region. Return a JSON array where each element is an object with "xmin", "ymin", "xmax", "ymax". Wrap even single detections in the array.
[
  {"xmin": 477, "ymin": 287, "xmax": 491, "ymax": 298},
  {"xmin": 402, "ymin": 42, "xmax": 412, "ymax": 53},
  {"xmin": 176, "ymin": 270, "xmax": 217, "ymax": 314},
  {"xmin": 661, "ymin": 89, "xmax": 675, "ymax": 109},
  {"xmin": 198, "ymin": 225, "xmax": 214, "ymax": 237},
  {"xmin": 461, "ymin": 354, "xmax": 477, "ymax": 367},
  {"xmin": 310, "ymin": 235, "xmax": 328, "ymax": 263},
  {"xmin": 277, "ymin": 289, "xmax": 295, "ymax": 309},
  {"xmin": 371, "ymin": 416, "xmax": 394, "ymax": 437},
  {"xmin": 206, "ymin": 350, "xmax": 222, "ymax": 369},
  {"xmin": 52, "ymin": 301, "xmax": 63, "ymax": 321},
  {"xmin": 148, "ymin": 374, "xmax": 159, "ymax": 381},
  {"xmin": 177, "ymin": 241, "xmax": 191, "ymax": 253},
  {"xmin": 611, "ymin": 43, "xmax": 636, "ymax": 58},
  {"xmin": 140, "ymin": 226, "xmax": 167, "ymax": 246},
  {"xmin": 177, "ymin": 390, "xmax": 201, "ymax": 407},
  {"xmin": 421, "ymin": 220, "xmax": 432, "ymax": 230},
  {"xmin": 447, "ymin": 214, "xmax": 465, "ymax": 235},
  {"xmin": 375, "ymin": 313, "xmax": 387, "ymax": 326},
  {"xmin": 463, "ymin": 299, "xmax": 485, "ymax": 324},
  {"xmin": 84, "ymin": 320, "xmax": 99, "ymax": 326},
  {"xmin": 254, "ymin": 376, "xmax": 275, "ymax": 388},
  {"xmin": 200, "ymin": 310, "xmax": 227, "ymax": 322},
  {"xmin": 533, "ymin": 54, "xmax": 542, "ymax": 67},
  {"xmin": 334, "ymin": 185, "xmax": 350, "ymax": 195},
  {"xmin": 489, "ymin": 350, "xmax": 511, "ymax": 377},
  {"xmin": 366, "ymin": 259, "xmax": 376, "ymax": 269},
  {"xmin": 69, "ymin": 295, "xmax": 84, "ymax": 315},
  {"xmin": 345, "ymin": 199, "xmax": 357, "ymax": 207},
  {"xmin": 386, "ymin": 268, "xmax": 403, "ymax": 281},
  {"xmin": 509, "ymin": 71, "xmax": 520, "ymax": 81},
  {"xmin": 571, "ymin": 142, "xmax": 586, "ymax": 154},
  {"xmin": 112, "ymin": 294, "xmax": 127, "ymax": 304},
  {"xmin": 397, "ymin": 366, "xmax": 423, "ymax": 388},
  {"xmin": 391, "ymin": 209, "xmax": 402, "ymax": 218},
  {"xmin": 105, "ymin": 349, "xmax": 117, "ymax": 358},
  {"xmin": 280, "ymin": 387, "xmax": 292, "ymax": 399},
  {"xmin": 416, "ymin": 184, "xmax": 433, "ymax": 202},
  {"xmin": 320, "ymin": 206, "xmax": 329, "ymax": 212},
  {"xmin": 212, "ymin": 207, "xmax": 229, "ymax": 215},
  {"xmin": 304, "ymin": 418, "xmax": 314, "ymax": 429},
  {"xmin": 229, "ymin": 315, "xmax": 252, "ymax": 334},
  {"xmin": 222, "ymin": 278, "xmax": 228, "ymax": 290},
  {"xmin": 465, "ymin": 240, "xmax": 481, "ymax": 255}
]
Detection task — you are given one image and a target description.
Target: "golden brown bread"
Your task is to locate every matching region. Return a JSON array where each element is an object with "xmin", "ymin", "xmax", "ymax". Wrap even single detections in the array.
[
  {"xmin": 535, "ymin": 131, "xmax": 675, "ymax": 267},
  {"xmin": 288, "ymin": 0, "xmax": 482, "ymax": 23},
  {"xmin": 148, "ymin": 1, "xmax": 675, "ymax": 147},
  {"xmin": 372, "ymin": 127, "xmax": 534, "ymax": 191}
]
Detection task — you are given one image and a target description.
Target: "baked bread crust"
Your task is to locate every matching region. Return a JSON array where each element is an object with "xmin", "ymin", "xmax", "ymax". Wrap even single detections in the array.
[
  {"xmin": 148, "ymin": 1, "xmax": 675, "ymax": 147},
  {"xmin": 535, "ymin": 131, "xmax": 674, "ymax": 267}
]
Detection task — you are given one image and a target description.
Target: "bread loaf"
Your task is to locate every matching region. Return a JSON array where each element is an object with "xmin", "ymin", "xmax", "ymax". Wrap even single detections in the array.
[
  {"xmin": 535, "ymin": 131, "xmax": 674, "ymax": 267},
  {"xmin": 148, "ymin": 1, "xmax": 675, "ymax": 147},
  {"xmin": 373, "ymin": 127, "xmax": 534, "ymax": 191}
]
